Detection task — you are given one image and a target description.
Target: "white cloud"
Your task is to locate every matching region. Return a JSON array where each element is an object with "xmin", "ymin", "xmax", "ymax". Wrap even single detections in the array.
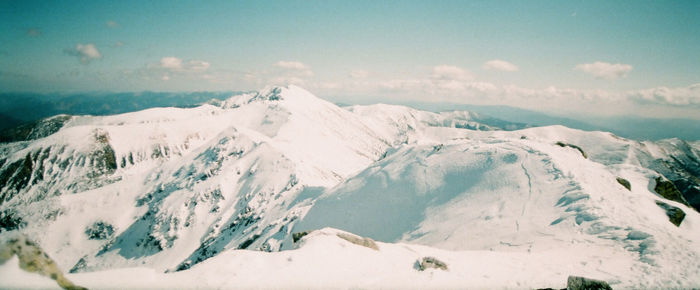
[
  {"xmin": 482, "ymin": 59, "xmax": 519, "ymax": 72},
  {"xmin": 350, "ymin": 69, "xmax": 369, "ymax": 79},
  {"xmin": 159, "ymin": 57, "xmax": 183, "ymax": 70},
  {"xmin": 152, "ymin": 57, "xmax": 210, "ymax": 72},
  {"xmin": 271, "ymin": 62, "xmax": 697, "ymax": 118},
  {"xmin": 379, "ymin": 79, "xmax": 431, "ymax": 91},
  {"xmin": 317, "ymin": 82, "xmax": 341, "ymax": 89},
  {"xmin": 186, "ymin": 60, "xmax": 211, "ymax": 72},
  {"xmin": 256, "ymin": 60, "xmax": 314, "ymax": 86},
  {"xmin": 270, "ymin": 76, "xmax": 307, "ymax": 86},
  {"xmin": 64, "ymin": 43, "xmax": 102, "ymax": 64},
  {"xmin": 425, "ymin": 65, "xmax": 481, "ymax": 96},
  {"xmin": 274, "ymin": 61, "xmax": 309, "ymax": 70},
  {"xmin": 431, "ymin": 65, "xmax": 473, "ymax": 81},
  {"xmin": 575, "ymin": 61, "xmax": 633, "ymax": 80},
  {"xmin": 106, "ymin": 20, "xmax": 118, "ymax": 28},
  {"xmin": 141, "ymin": 57, "xmax": 211, "ymax": 82},
  {"xmin": 273, "ymin": 60, "xmax": 313, "ymax": 77},
  {"xmin": 628, "ymin": 84, "xmax": 700, "ymax": 106},
  {"xmin": 371, "ymin": 65, "xmax": 496, "ymax": 99}
]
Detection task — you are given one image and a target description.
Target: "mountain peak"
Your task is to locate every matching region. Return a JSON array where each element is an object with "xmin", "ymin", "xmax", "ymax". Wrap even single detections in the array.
[
  {"xmin": 252, "ymin": 85, "xmax": 315, "ymax": 102},
  {"xmin": 222, "ymin": 85, "xmax": 324, "ymax": 109},
  {"xmin": 252, "ymin": 86, "xmax": 284, "ymax": 102}
]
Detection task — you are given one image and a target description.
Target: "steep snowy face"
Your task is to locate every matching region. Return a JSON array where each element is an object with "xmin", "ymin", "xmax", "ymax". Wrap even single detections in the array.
[
  {"xmin": 220, "ymin": 86, "xmax": 390, "ymax": 184},
  {"xmin": 0, "ymin": 85, "xmax": 393, "ymax": 272}
]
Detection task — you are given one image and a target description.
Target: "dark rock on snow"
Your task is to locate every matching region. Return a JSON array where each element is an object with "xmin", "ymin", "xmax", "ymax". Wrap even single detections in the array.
[
  {"xmin": 415, "ymin": 256, "xmax": 448, "ymax": 271},
  {"xmin": 555, "ymin": 141, "xmax": 588, "ymax": 159},
  {"xmin": 616, "ymin": 177, "xmax": 631, "ymax": 191},
  {"xmin": 655, "ymin": 200, "xmax": 686, "ymax": 227},
  {"xmin": 567, "ymin": 275, "xmax": 612, "ymax": 290},
  {"xmin": 653, "ymin": 176, "xmax": 690, "ymax": 207}
]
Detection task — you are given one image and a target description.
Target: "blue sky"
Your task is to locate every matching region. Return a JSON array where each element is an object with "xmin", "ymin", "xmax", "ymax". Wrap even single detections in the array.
[{"xmin": 1, "ymin": 0, "xmax": 698, "ymax": 118}]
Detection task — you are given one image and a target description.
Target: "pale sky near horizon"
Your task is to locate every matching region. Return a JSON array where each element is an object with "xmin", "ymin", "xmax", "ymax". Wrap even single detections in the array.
[{"xmin": 1, "ymin": 0, "xmax": 698, "ymax": 118}]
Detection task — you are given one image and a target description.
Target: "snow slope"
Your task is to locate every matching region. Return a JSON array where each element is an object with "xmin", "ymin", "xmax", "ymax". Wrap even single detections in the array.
[
  {"xmin": 1, "ymin": 85, "xmax": 699, "ymax": 288},
  {"xmin": 295, "ymin": 126, "xmax": 700, "ymax": 287},
  {"xmin": 61, "ymin": 228, "xmax": 630, "ymax": 289},
  {"xmin": 0, "ymin": 85, "xmax": 395, "ymax": 273}
]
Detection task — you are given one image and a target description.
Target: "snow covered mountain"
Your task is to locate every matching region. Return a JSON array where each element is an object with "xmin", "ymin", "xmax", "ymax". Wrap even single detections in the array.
[{"xmin": 1, "ymin": 85, "xmax": 699, "ymax": 288}]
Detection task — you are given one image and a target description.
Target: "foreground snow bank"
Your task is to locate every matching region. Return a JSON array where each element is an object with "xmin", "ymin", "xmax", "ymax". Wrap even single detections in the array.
[
  {"xmin": 56, "ymin": 227, "xmax": 654, "ymax": 289},
  {"xmin": 0, "ymin": 232, "xmax": 86, "ymax": 289},
  {"xmin": 0, "ymin": 256, "xmax": 61, "ymax": 289}
]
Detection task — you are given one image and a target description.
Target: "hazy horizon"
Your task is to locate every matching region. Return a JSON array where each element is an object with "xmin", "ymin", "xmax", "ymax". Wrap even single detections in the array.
[
  {"xmin": 2, "ymin": 88, "xmax": 699, "ymax": 141},
  {"xmin": 2, "ymin": 1, "xmax": 699, "ymax": 119}
]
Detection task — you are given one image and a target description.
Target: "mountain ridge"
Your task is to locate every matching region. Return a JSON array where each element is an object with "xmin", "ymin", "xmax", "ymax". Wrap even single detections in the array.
[{"xmin": 0, "ymin": 85, "xmax": 699, "ymax": 288}]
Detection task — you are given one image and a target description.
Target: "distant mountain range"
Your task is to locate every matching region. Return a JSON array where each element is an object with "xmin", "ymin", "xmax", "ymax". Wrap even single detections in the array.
[
  {"xmin": 2, "ymin": 91, "xmax": 697, "ymax": 141},
  {"xmin": 0, "ymin": 91, "xmax": 239, "ymax": 131},
  {"xmin": 397, "ymin": 102, "xmax": 700, "ymax": 141}
]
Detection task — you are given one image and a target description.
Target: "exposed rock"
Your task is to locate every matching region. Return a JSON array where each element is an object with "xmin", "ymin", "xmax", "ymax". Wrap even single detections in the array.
[
  {"xmin": 69, "ymin": 257, "xmax": 87, "ymax": 273},
  {"xmin": 414, "ymin": 256, "xmax": 448, "ymax": 271},
  {"xmin": 655, "ymin": 200, "xmax": 686, "ymax": 227},
  {"xmin": 643, "ymin": 139, "xmax": 700, "ymax": 212},
  {"xmin": 616, "ymin": 177, "xmax": 631, "ymax": 191},
  {"xmin": 238, "ymin": 234, "xmax": 261, "ymax": 249},
  {"xmin": 0, "ymin": 153, "xmax": 34, "ymax": 204},
  {"xmin": 0, "ymin": 159, "xmax": 22, "ymax": 200},
  {"xmin": 292, "ymin": 231, "xmax": 310, "ymax": 243},
  {"xmin": 0, "ymin": 210, "xmax": 25, "ymax": 233},
  {"xmin": 17, "ymin": 153, "xmax": 33, "ymax": 189},
  {"xmin": 0, "ymin": 232, "xmax": 86, "ymax": 290},
  {"xmin": 91, "ymin": 130, "xmax": 117, "ymax": 174},
  {"xmin": 0, "ymin": 115, "xmax": 71, "ymax": 143},
  {"xmin": 567, "ymin": 276, "xmax": 612, "ymax": 290},
  {"xmin": 653, "ymin": 176, "xmax": 690, "ymax": 206},
  {"xmin": 555, "ymin": 141, "xmax": 587, "ymax": 159},
  {"xmin": 85, "ymin": 221, "xmax": 115, "ymax": 240},
  {"xmin": 336, "ymin": 232, "xmax": 379, "ymax": 250}
]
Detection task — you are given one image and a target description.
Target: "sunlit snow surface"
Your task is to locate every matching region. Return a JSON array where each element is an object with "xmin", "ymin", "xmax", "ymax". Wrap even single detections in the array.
[{"xmin": 1, "ymin": 85, "xmax": 699, "ymax": 288}]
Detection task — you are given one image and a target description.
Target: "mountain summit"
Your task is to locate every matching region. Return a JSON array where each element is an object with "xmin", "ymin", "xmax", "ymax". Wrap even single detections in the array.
[{"xmin": 1, "ymin": 86, "xmax": 699, "ymax": 288}]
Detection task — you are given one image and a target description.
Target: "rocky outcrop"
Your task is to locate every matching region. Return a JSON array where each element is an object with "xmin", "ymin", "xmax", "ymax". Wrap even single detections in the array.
[
  {"xmin": 0, "ymin": 128, "xmax": 118, "ymax": 207},
  {"xmin": 655, "ymin": 200, "xmax": 686, "ymax": 227},
  {"xmin": 291, "ymin": 230, "xmax": 379, "ymax": 251},
  {"xmin": 616, "ymin": 177, "xmax": 631, "ymax": 191},
  {"xmin": 0, "ymin": 115, "xmax": 72, "ymax": 143},
  {"xmin": 0, "ymin": 210, "xmax": 25, "ymax": 233},
  {"xmin": 336, "ymin": 232, "xmax": 378, "ymax": 250},
  {"xmin": 555, "ymin": 142, "xmax": 587, "ymax": 159},
  {"xmin": 0, "ymin": 232, "xmax": 86, "ymax": 290},
  {"xmin": 0, "ymin": 153, "xmax": 34, "ymax": 204},
  {"xmin": 85, "ymin": 221, "xmax": 115, "ymax": 240},
  {"xmin": 566, "ymin": 275, "xmax": 612, "ymax": 290},
  {"xmin": 292, "ymin": 231, "xmax": 310, "ymax": 243},
  {"xmin": 90, "ymin": 129, "xmax": 117, "ymax": 175},
  {"xmin": 654, "ymin": 176, "xmax": 690, "ymax": 207},
  {"xmin": 414, "ymin": 256, "xmax": 448, "ymax": 271}
]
